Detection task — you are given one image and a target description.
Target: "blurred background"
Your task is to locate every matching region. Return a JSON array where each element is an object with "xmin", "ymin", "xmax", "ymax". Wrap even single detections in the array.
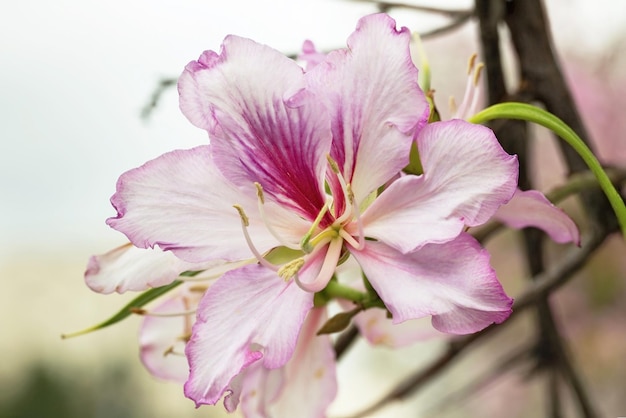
[{"xmin": 1, "ymin": 0, "xmax": 625, "ymax": 417}]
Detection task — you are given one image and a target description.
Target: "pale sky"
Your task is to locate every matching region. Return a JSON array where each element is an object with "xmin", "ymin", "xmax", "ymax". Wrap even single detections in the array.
[
  {"xmin": 0, "ymin": 0, "xmax": 473, "ymax": 261},
  {"xmin": 2, "ymin": 0, "xmax": 624, "ymax": 260},
  {"xmin": 1, "ymin": 2, "xmax": 626, "ymax": 417}
]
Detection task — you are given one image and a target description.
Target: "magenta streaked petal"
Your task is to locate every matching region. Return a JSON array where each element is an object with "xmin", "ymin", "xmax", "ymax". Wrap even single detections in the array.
[
  {"xmin": 184, "ymin": 264, "xmax": 313, "ymax": 407},
  {"xmin": 363, "ymin": 120, "xmax": 518, "ymax": 253},
  {"xmin": 106, "ymin": 146, "xmax": 279, "ymax": 263},
  {"xmin": 306, "ymin": 13, "xmax": 429, "ymax": 206},
  {"xmin": 493, "ymin": 189, "xmax": 580, "ymax": 245},
  {"xmin": 350, "ymin": 234, "xmax": 513, "ymax": 334},
  {"xmin": 178, "ymin": 35, "xmax": 331, "ymax": 220},
  {"xmin": 139, "ymin": 287, "xmax": 203, "ymax": 383},
  {"xmin": 84, "ymin": 243, "xmax": 210, "ymax": 294}
]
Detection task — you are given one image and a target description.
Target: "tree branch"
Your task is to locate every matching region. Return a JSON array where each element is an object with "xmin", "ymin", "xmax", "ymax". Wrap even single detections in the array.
[{"xmin": 349, "ymin": 230, "xmax": 607, "ymax": 418}]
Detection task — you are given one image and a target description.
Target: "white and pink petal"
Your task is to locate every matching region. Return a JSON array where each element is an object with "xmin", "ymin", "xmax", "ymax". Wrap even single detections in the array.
[
  {"xmin": 184, "ymin": 264, "xmax": 314, "ymax": 407},
  {"xmin": 350, "ymin": 234, "xmax": 513, "ymax": 335},
  {"xmin": 107, "ymin": 146, "xmax": 279, "ymax": 264},
  {"xmin": 85, "ymin": 243, "xmax": 210, "ymax": 294},
  {"xmin": 139, "ymin": 287, "xmax": 203, "ymax": 382},
  {"xmin": 306, "ymin": 13, "xmax": 429, "ymax": 206},
  {"xmin": 362, "ymin": 120, "xmax": 518, "ymax": 253},
  {"xmin": 240, "ymin": 308, "xmax": 336, "ymax": 418},
  {"xmin": 354, "ymin": 308, "xmax": 443, "ymax": 348},
  {"xmin": 493, "ymin": 189, "xmax": 580, "ymax": 245},
  {"xmin": 178, "ymin": 36, "xmax": 331, "ymax": 220}
]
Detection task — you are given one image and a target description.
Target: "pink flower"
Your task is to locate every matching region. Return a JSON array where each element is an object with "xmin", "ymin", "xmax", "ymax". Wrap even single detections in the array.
[{"xmin": 103, "ymin": 13, "xmax": 520, "ymax": 413}]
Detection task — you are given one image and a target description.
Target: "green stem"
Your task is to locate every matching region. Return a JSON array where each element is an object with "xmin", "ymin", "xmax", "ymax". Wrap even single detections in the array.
[
  {"xmin": 322, "ymin": 280, "xmax": 367, "ymax": 303},
  {"xmin": 469, "ymin": 102, "xmax": 626, "ymax": 239}
]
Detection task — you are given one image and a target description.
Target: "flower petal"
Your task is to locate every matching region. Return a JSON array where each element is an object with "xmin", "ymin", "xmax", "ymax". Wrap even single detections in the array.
[
  {"xmin": 306, "ymin": 13, "xmax": 429, "ymax": 206},
  {"xmin": 350, "ymin": 234, "xmax": 512, "ymax": 334},
  {"xmin": 265, "ymin": 308, "xmax": 337, "ymax": 418},
  {"xmin": 240, "ymin": 308, "xmax": 336, "ymax": 418},
  {"xmin": 184, "ymin": 264, "xmax": 314, "ymax": 407},
  {"xmin": 107, "ymin": 146, "xmax": 281, "ymax": 263},
  {"xmin": 85, "ymin": 243, "xmax": 209, "ymax": 294},
  {"xmin": 362, "ymin": 120, "xmax": 518, "ymax": 253},
  {"xmin": 354, "ymin": 308, "xmax": 443, "ymax": 348},
  {"xmin": 493, "ymin": 189, "xmax": 580, "ymax": 245},
  {"xmin": 139, "ymin": 287, "xmax": 202, "ymax": 383},
  {"xmin": 178, "ymin": 36, "xmax": 331, "ymax": 220},
  {"xmin": 298, "ymin": 40, "xmax": 326, "ymax": 71}
]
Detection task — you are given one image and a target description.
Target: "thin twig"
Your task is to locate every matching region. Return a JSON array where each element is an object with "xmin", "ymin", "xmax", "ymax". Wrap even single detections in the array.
[
  {"xmin": 140, "ymin": 77, "xmax": 177, "ymax": 119},
  {"xmin": 334, "ymin": 324, "xmax": 360, "ymax": 359},
  {"xmin": 349, "ymin": 231, "xmax": 607, "ymax": 418},
  {"xmin": 421, "ymin": 342, "xmax": 533, "ymax": 415}
]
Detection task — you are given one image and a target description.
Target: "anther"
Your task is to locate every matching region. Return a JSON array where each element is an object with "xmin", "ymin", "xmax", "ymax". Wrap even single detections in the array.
[
  {"xmin": 232, "ymin": 205, "xmax": 279, "ymax": 271},
  {"xmin": 233, "ymin": 204, "xmax": 249, "ymax": 227},
  {"xmin": 473, "ymin": 62, "xmax": 485, "ymax": 86},
  {"xmin": 277, "ymin": 258, "xmax": 305, "ymax": 281},
  {"xmin": 301, "ymin": 200, "xmax": 330, "ymax": 253},
  {"xmin": 326, "ymin": 155, "xmax": 341, "ymax": 174},
  {"xmin": 467, "ymin": 53, "xmax": 477, "ymax": 74},
  {"xmin": 254, "ymin": 182, "xmax": 265, "ymax": 204}
]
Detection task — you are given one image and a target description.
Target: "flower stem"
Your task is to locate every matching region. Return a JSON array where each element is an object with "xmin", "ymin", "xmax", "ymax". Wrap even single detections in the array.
[
  {"xmin": 469, "ymin": 102, "xmax": 626, "ymax": 239},
  {"xmin": 322, "ymin": 279, "xmax": 367, "ymax": 302}
]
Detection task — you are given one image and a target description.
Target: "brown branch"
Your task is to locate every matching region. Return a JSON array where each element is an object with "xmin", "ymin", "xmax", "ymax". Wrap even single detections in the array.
[
  {"xmin": 349, "ymin": 231, "xmax": 607, "ymax": 418},
  {"xmin": 334, "ymin": 324, "xmax": 360, "ymax": 360},
  {"xmin": 503, "ymin": 0, "xmax": 618, "ymax": 235}
]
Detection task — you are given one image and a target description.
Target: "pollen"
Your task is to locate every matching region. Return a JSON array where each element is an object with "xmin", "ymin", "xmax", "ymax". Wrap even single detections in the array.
[{"xmin": 277, "ymin": 258, "xmax": 305, "ymax": 281}]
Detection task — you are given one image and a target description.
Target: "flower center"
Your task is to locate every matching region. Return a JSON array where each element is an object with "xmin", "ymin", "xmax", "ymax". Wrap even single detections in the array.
[{"xmin": 233, "ymin": 156, "xmax": 365, "ymax": 293}]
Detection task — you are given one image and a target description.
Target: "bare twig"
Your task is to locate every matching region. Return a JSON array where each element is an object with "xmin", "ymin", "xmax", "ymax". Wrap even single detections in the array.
[
  {"xmin": 421, "ymin": 342, "xmax": 533, "ymax": 415},
  {"xmin": 140, "ymin": 77, "xmax": 177, "ymax": 119},
  {"xmin": 349, "ymin": 231, "xmax": 607, "ymax": 418},
  {"xmin": 334, "ymin": 324, "xmax": 360, "ymax": 360}
]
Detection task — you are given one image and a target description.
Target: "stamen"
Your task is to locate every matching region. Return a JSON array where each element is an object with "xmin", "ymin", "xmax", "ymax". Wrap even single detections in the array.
[
  {"xmin": 333, "ymin": 174, "xmax": 354, "ymax": 225},
  {"xmin": 467, "ymin": 63, "xmax": 485, "ymax": 117},
  {"xmin": 301, "ymin": 200, "xmax": 330, "ymax": 253},
  {"xmin": 277, "ymin": 258, "xmax": 305, "ymax": 281},
  {"xmin": 473, "ymin": 62, "xmax": 485, "ymax": 86},
  {"xmin": 467, "ymin": 53, "xmax": 478, "ymax": 75},
  {"xmin": 339, "ymin": 229, "xmax": 361, "ymax": 249},
  {"xmin": 163, "ymin": 346, "xmax": 186, "ymax": 357},
  {"xmin": 130, "ymin": 307, "xmax": 197, "ymax": 317},
  {"xmin": 254, "ymin": 183, "xmax": 300, "ymax": 250},
  {"xmin": 295, "ymin": 238, "xmax": 343, "ymax": 293},
  {"xmin": 233, "ymin": 204, "xmax": 279, "ymax": 271},
  {"xmin": 179, "ymin": 259, "xmax": 256, "ymax": 282},
  {"xmin": 454, "ymin": 55, "xmax": 483, "ymax": 120},
  {"xmin": 326, "ymin": 155, "xmax": 341, "ymax": 174}
]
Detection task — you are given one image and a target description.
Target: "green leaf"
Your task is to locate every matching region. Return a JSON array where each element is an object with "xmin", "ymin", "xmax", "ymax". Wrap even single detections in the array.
[
  {"xmin": 469, "ymin": 102, "xmax": 626, "ymax": 239},
  {"xmin": 61, "ymin": 280, "xmax": 183, "ymax": 339},
  {"xmin": 316, "ymin": 307, "xmax": 361, "ymax": 335}
]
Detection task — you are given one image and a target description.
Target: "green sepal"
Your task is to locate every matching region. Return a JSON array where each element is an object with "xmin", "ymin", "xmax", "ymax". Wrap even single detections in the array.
[
  {"xmin": 469, "ymin": 102, "xmax": 626, "ymax": 239},
  {"xmin": 61, "ymin": 279, "xmax": 183, "ymax": 339},
  {"xmin": 403, "ymin": 140, "xmax": 424, "ymax": 176}
]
